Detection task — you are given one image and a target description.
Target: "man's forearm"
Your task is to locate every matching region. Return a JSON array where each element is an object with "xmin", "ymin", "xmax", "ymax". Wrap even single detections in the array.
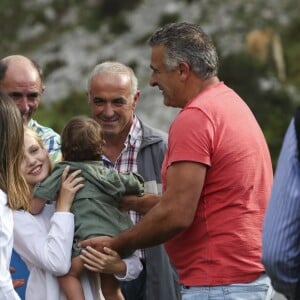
[
  {"xmin": 112, "ymin": 199, "xmax": 184, "ymax": 257},
  {"xmin": 135, "ymin": 193, "xmax": 160, "ymax": 214}
]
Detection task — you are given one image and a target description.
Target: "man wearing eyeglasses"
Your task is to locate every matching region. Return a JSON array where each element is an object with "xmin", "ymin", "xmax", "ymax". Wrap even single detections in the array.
[
  {"xmin": 0, "ymin": 55, "xmax": 61, "ymax": 300},
  {"xmin": 0, "ymin": 55, "xmax": 61, "ymax": 163}
]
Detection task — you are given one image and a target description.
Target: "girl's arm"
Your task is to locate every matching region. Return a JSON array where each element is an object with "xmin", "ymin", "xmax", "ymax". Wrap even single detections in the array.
[{"xmin": 13, "ymin": 167, "xmax": 84, "ymax": 276}]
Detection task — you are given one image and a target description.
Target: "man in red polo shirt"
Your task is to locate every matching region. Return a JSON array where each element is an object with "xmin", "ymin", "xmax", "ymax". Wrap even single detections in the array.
[{"xmin": 80, "ymin": 22, "xmax": 274, "ymax": 300}]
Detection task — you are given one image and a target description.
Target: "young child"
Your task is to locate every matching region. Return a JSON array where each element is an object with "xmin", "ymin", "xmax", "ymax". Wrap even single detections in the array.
[{"xmin": 31, "ymin": 116, "xmax": 144, "ymax": 300}]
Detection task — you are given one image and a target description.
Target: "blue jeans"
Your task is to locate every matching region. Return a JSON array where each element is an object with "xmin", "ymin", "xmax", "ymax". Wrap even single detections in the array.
[{"xmin": 181, "ymin": 274, "xmax": 275, "ymax": 300}]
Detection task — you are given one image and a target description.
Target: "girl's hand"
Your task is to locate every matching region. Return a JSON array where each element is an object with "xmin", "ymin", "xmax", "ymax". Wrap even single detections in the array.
[
  {"xmin": 80, "ymin": 246, "xmax": 126, "ymax": 277},
  {"xmin": 56, "ymin": 166, "xmax": 84, "ymax": 212}
]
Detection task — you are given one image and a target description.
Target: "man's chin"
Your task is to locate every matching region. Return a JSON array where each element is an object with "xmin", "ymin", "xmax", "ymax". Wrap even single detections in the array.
[
  {"xmin": 163, "ymin": 98, "xmax": 172, "ymax": 107},
  {"xmin": 22, "ymin": 113, "xmax": 33, "ymax": 125},
  {"xmin": 22, "ymin": 117, "xmax": 29, "ymax": 125},
  {"xmin": 103, "ymin": 130, "xmax": 118, "ymax": 138}
]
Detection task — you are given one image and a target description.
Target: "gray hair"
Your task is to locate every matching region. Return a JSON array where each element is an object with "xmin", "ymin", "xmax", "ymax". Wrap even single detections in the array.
[
  {"xmin": 87, "ymin": 61, "xmax": 138, "ymax": 98},
  {"xmin": 148, "ymin": 22, "xmax": 219, "ymax": 80}
]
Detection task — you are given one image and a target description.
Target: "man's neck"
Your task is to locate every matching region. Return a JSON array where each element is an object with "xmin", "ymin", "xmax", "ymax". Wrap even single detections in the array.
[
  {"xmin": 103, "ymin": 119, "xmax": 134, "ymax": 163},
  {"xmin": 103, "ymin": 118, "xmax": 135, "ymax": 163},
  {"xmin": 103, "ymin": 131, "xmax": 129, "ymax": 163}
]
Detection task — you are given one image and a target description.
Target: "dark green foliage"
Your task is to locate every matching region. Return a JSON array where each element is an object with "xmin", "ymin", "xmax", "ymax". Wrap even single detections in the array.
[
  {"xmin": 133, "ymin": 33, "xmax": 151, "ymax": 46},
  {"xmin": 99, "ymin": 0, "xmax": 142, "ymax": 17},
  {"xmin": 0, "ymin": 0, "xmax": 26, "ymax": 55},
  {"xmin": 35, "ymin": 91, "xmax": 89, "ymax": 134},
  {"xmin": 79, "ymin": 0, "xmax": 141, "ymax": 32},
  {"xmin": 44, "ymin": 59, "xmax": 67, "ymax": 78},
  {"xmin": 108, "ymin": 14, "xmax": 131, "ymax": 35},
  {"xmin": 158, "ymin": 13, "xmax": 180, "ymax": 27},
  {"xmin": 282, "ymin": 20, "xmax": 300, "ymax": 87},
  {"xmin": 127, "ymin": 60, "xmax": 138, "ymax": 72},
  {"xmin": 219, "ymin": 52, "xmax": 295, "ymax": 166}
]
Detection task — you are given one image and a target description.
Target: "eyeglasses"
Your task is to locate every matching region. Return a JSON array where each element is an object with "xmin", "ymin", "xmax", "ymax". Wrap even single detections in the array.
[{"xmin": 8, "ymin": 92, "xmax": 40, "ymax": 102}]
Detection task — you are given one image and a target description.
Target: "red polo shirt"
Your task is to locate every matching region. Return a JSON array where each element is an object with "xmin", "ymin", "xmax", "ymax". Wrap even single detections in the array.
[{"xmin": 163, "ymin": 82, "xmax": 273, "ymax": 286}]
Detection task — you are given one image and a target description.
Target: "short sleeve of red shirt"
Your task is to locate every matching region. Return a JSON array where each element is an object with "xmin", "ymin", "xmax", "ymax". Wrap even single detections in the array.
[{"xmin": 166, "ymin": 107, "xmax": 213, "ymax": 168}]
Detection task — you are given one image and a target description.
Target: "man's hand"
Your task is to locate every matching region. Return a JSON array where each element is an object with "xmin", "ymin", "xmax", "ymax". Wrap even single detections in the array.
[
  {"xmin": 120, "ymin": 194, "xmax": 159, "ymax": 214},
  {"xmin": 80, "ymin": 246, "xmax": 126, "ymax": 277},
  {"xmin": 119, "ymin": 195, "xmax": 137, "ymax": 212},
  {"xmin": 78, "ymin": 236, "xmax": 113, "ymax": 252}
]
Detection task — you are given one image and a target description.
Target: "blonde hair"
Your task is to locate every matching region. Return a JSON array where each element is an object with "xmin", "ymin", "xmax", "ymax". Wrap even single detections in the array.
[{"xmin": 0, "ymin": 91, "xmax": 30, "ymax": 210}]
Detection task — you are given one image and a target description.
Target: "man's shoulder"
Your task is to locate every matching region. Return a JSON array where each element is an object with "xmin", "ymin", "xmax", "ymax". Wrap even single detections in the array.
[
  {"xmin": 29, "ymin": 119, "xmax": 60, "ymax": 138},
  {"xmin": 139, "ymin": 119, "xmax": 167, "ymax": 141}
]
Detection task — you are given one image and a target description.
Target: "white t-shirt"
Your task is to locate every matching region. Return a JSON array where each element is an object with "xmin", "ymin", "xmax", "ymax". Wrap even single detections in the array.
[
  {"xmin": 13, "ymin": 204, "xmax": 143, "ymax": 299},
  {"xmin": 13, "ymin": 204, "xmax": 103, "ymax": 300},
  {"xmin": 0, "ymin": 189, "xmax": 21, "ymax": 300}
]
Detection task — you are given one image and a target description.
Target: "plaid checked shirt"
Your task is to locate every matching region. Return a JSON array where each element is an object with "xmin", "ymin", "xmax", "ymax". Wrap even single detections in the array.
[{"xmin": 28, "ymin": 119, "xmax": 62, "ymax": 163}]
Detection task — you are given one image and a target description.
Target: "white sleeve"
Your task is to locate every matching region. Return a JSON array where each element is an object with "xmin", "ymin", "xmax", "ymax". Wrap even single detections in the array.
[
  {"xmin": 0, "ymin": 193, "xmax": 21, "ymax": 300},
  {"xmin": 13, "ymin": 208, "xmax": 74, "ymax": 276},
  {"xmin": 114, "ymin": 250, "xmax": 143, "ymax": 281}
]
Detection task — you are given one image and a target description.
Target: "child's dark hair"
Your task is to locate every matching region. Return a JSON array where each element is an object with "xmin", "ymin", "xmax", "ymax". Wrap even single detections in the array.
[{"xmin": 61, "ymin": 116, "xmax": 104, "ymax": 161}]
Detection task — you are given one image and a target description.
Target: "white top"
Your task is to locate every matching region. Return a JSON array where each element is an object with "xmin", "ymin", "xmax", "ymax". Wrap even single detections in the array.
[
  {"xmin": 0, "ymin": 189, "xmax": 21, "ymax": 300},
  {"xmin": 13, "ymin": 204, "xmax": 103, "ymax": 300},
  {"xmin": 13, "ymin": 204, "xmax": 143, "ymax": 300},
  {"xmin": 117, "ymin": 251, "xmax": 143, "ymax": 281}
]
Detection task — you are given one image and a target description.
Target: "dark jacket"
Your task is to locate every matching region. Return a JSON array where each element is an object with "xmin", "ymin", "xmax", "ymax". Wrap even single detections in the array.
[{"xmin": 137, "ymin": 121, "xmax": 180, "ymax": 300}]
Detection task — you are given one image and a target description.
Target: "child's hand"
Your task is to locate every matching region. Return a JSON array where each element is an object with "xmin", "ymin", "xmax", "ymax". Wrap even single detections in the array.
[
  {"xmin": 56, "ymin": 166, "xmax": 84, "ymax": 212},
  {"xmin": 80, "ymin": 246, "xmax": 126, "ymax": 277}
]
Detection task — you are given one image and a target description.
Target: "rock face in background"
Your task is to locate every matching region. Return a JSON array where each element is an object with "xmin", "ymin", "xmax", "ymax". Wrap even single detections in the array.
[
  {"xmin": 1, "ymin": 0, "xmax": 299, "ymax": 132},
  {"xmin": 0, "ymin": 5, "xmax": 297, "ymax": 299}
]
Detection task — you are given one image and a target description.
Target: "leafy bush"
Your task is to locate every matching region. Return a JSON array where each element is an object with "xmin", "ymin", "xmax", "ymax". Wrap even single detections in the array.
[
  {"xmin": 35, "ymin": 91, "xmax": 89, "ymax": 133},
  {"xmin": 219, "ymin": 52, "xmax": 296, "ymax": 166}
]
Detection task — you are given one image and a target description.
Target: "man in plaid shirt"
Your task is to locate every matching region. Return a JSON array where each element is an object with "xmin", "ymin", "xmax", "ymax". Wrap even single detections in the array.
[
  {"xmin": 86, "ymin": 61, "xmax": 180, "ymax": 300},
  {"xmin": 0, "ymin": 55, "xmax": 61, "ymax": 163}
]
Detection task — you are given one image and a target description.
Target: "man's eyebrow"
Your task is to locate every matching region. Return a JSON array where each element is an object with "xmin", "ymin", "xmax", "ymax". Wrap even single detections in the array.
[
  {"xmin": 93, "ymin": 97, "xmax": 125, "ymax": 101},
  {"xmin": 150, "ymin": 65, "xmax": 160, "ymax": 72},
  {"xmin": 9, "ymin": 91, "xmax": 40, "ymax": 96}
]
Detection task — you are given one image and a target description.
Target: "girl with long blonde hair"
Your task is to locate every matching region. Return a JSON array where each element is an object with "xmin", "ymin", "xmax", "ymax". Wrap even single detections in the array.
[{"xmin": 0, "ymin": 91, "xmax": 30, "ymax": 300}]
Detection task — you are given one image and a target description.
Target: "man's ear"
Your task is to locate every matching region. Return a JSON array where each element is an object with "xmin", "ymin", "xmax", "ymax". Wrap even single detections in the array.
[
  {"xmin": 132, "ymin": 90, "xmax": 141, "ymax": 110},
  {"xmin": 178, "ymin": 62, "xmax": 191, "ymax": 81}
]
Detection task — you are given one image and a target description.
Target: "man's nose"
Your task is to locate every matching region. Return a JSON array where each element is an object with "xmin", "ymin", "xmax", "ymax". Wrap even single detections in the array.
[
  {"xmin": 149, "ymin": 74, "xmax": 157, "ymax": 87},
  {"xmin": 102, "ymin": 103, "xmax": 115, "ymax": 117},
  {"xmin": 17, "ymin": 97, "xmax": 30, "ymax": 114}
]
